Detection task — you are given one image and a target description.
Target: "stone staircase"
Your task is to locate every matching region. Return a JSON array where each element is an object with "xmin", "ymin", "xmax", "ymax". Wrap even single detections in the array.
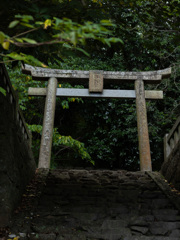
[{"xmin": 8, "ymin": 169, "xmax": 180, "ymax": 240}]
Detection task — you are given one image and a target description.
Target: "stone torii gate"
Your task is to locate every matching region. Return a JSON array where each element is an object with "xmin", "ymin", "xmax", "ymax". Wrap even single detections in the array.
[{"xmin": 22, "ymin": 64, "xmax": 171, "ymax": 171}]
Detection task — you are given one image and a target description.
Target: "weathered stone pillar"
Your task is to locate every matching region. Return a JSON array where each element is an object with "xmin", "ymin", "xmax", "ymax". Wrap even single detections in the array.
[
  {"xmin": 38, "ymin": 77, "xmax": 57, "ymax": 168},
  {"xmin": 135, "ymin": 79, "xmax": 152, "ymax": 171},
  {"xmin": 164, "ymin": 134, "xmax": 170, "ymax": 162}
]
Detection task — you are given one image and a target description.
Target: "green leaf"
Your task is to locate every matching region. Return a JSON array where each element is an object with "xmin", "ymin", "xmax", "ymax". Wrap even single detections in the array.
[
  {"xmin": 35, "ymin": 21, "xmax": 44, "ymax": 25},
  {"xmin": 27, "ymin": 124, "xmax": 42, "ymax": 134},
  {"xmin": 2, "ymin": 41, "xmax": 10, "ymax": 50},
  {"xmin": 44, "ymin": 19, "xmax": 52, "ymax": 29},
  {"xmin": 15, "ymin": 38, "xmax": 24, "ymax": 43},
  {"xmin": 76, "ymin": 47, "xmax": 90, "ymax": 57},
  {"xmin": 102, "ymin": 38, "xmax": 111, "ymax": 47},
  {"xmin": 69, "ymin": 31, "xmax": 77, "ymax": 45},
  {"xmin": 20, "ymin": 23, "xmax": 35, "ymax": 28},
  {"xmin": 0, "ymin": 87, "xmax": 6, "ymax": 96},
  {"xmin": 6, "ymin": 52, "xmax": 47, "ymax": 67},
  {"xmin": 0, "ymin": 31, "xmax": 5, "ymax": 44},
  {"xmin": 8, "ymin": 20, "xmax": 19, "ymax": 28},
  {"xmin": 22, "ymin": 54, "xmax": 48, "ymax": 67},
  {"xmin": 6, "ymin": 52, "xmax": 26, "ymax": 61},
  {"xmin": 22, "ymin": 38, "xmax": 37, "ymax": 44},
  {"xmin": 54, "ymin": 17, "xmax": 63, "ymax": 26},
  {"xmin": 63, "ymin": 43, "xmax": 72, "ymax": 49},
  {"xmin": 100, "ymin": 19, "xmax": 114, "ymax": 27},
  {"xmin": 15, "ymin": 14, "xmax": 34, "ymax": 21},
  {"xmin": 108, "ymin": 37, "xmax": 123, "ymax": 44}
]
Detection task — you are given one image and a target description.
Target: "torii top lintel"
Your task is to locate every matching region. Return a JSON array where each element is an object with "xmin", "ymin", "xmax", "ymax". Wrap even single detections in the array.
[{"xmin": 22, "ymin": 64, "xmax": 171, "ymax": 84}]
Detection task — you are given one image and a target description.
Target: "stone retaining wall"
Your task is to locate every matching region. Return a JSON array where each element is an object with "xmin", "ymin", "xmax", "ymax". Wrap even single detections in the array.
[
  {"xmin": 0, "ymin": 64, "xmax": 36, "ymax": 227},
  {"xmin": 161, "ymin": 116, "xmax": 180, "ymax": 190},
  {"xmin": 161, "ymin": 139, "xmax": 180, "ymax": 190}
]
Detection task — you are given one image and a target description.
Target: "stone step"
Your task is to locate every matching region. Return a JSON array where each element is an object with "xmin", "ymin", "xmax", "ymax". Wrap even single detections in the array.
[
  {"xmin": 8, "ymin": 169, "xmax": 180, "ymax": 240},
  {"xmin": 23, "ymin": 233, "xmax": 180, "ymax": 240},
  {"xmin": 35, "ymin": 204, "xmax": 180, "ymax": 219},
  {"xmin": 124, "ymin": 237, "xmax": 180, "ymax": 240},
  {"xmin": 8, "ymin": 232, "xmax": 180, "ymax": 240}
]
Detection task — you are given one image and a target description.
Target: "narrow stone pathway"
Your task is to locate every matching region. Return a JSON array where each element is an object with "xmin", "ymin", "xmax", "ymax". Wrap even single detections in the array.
[{"xmin": 8, "ymin": 169, "xmax": 180, "ymax": 240}]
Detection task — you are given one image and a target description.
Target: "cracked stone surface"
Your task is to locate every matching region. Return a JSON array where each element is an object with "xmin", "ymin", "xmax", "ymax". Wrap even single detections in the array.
[{"xmin": 7, "ymin": 169, "xmax": 180, "ymax": 240}]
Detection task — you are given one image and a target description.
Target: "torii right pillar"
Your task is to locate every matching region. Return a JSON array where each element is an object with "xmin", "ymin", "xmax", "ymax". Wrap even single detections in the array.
[{"xmin": 135, "ymin": 78, "xmax": 152, "ymax": 171}]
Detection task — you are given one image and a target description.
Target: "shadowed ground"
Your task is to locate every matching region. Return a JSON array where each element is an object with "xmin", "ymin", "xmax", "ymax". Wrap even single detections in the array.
[{"xmin": 7, "ymin": 169, "xmax": 180, "ymax": 240}]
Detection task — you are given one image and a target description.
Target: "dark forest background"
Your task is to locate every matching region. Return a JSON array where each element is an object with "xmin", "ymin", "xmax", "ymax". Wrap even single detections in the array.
[{"xmin": 1, "ymin": 0, "xmax": 180, "ymax": 170}]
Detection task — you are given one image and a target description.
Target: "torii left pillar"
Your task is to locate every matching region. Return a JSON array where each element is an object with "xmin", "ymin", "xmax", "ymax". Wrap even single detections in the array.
[{"xmin": 38, "ymin": 77, "xmax": 57, "ymax": 168}]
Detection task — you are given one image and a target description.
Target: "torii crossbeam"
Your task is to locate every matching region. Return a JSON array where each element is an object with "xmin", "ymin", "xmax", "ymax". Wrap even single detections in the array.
[{"xmin": 22, "ymin": 64, "xmax": 171, "ymax": 171}]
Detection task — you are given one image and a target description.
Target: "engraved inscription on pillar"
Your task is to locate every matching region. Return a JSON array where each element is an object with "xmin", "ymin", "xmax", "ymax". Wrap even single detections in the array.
[{"xmin": 89, "ymin": 71, "xmax": 103, "ymax": 93}]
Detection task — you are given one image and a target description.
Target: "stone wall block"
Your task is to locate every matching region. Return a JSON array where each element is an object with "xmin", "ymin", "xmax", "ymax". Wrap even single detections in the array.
[
  {"xmin": 161, "ymin": 139, "xmax": 180, "ymax": 190},
  {"xmin": 0, "ymin": 64, "xmax": 36, "ymax": 227}
]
